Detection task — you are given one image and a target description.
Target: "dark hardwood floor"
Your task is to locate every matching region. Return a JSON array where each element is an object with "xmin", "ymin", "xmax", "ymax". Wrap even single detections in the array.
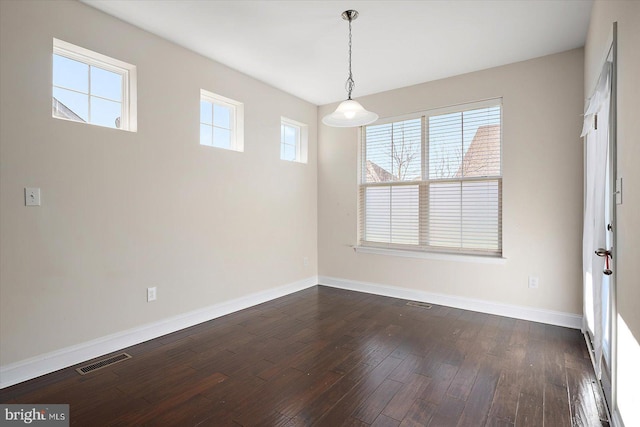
[{"xmin": 1, "ymin": 286, "xmax": 608, "ymax": 426}]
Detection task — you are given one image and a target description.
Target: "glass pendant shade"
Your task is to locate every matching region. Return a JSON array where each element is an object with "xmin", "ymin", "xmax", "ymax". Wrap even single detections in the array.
[
  {"xmin": 323, "ymin": 10, "xmax": 378, "ymax": 128},
  {"xmin": 322, "ymin": 99, "xmax": 379, "ymax": 127}
]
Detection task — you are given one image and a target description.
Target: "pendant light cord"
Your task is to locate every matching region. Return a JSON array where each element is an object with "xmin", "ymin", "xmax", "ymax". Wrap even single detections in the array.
[{"xmin": 346, "ymin": 16, "xmax": 355, "ymax": 100}]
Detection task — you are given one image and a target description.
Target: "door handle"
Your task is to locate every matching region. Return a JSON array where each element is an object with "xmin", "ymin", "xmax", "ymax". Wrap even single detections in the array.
[{"xmin": 595, "ymin": 248, "xmax": 613, "ymax": 275}]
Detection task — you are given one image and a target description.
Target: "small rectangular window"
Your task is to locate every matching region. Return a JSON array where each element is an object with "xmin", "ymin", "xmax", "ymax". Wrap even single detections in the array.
[
  {"xmin": 280, "ymin": 117, "xmax": 308, "ymax": 163},
  {"xmin": 200, "ymin": 90, "xmax": 244, "ymax": 152},
  {"xmin": 52, "ymin": 38, "xmax": 136, "ymax": 131}
]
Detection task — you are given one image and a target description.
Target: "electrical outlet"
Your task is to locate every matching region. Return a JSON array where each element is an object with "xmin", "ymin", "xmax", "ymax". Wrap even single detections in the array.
[
  {"xmin": 528, "ymin": 276, "xmax": 539, "ymax": 289},
  {"xmin": 303, "ymin": 257, "xmax": 309, "ymax": 267},
  {"xmin": 147, "ymin": 287, "xmax": 157, "ymax": 302}
]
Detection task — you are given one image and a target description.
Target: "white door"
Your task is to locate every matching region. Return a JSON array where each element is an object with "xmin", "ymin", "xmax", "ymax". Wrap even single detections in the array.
[
  {"xmin": 598, "ymin": 137, "xmax": 614, "ymax": 407},
  {"xmin": 582, "ymin": 32, "xmax": 616, "ymax": 415}
]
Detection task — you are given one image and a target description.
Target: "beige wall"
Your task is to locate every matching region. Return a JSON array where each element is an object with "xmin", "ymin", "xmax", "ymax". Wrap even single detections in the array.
[
  {"xmin": 318, "ymin": 49, "xmax": 585, "ymax": 315},
  {"xmin": 0, "ymin": 0, "xmax": 318, "ymax": 366},
  {"xmin": 584, "ymin": 0, "xmax": 640, "ymax": 352}
]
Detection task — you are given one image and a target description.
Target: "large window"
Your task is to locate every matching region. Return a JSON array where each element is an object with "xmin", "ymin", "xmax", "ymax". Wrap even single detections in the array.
[
  {"xmin": 200, "ymin": 89, "xmax": 244, "ymax": 151},
  {"xmin": 359, "ymin": 100, "xmax": 502, "ymax": 256},
  {"xmin": 52, "ymin": 38, "xmax": 137, "ymax": 131}
]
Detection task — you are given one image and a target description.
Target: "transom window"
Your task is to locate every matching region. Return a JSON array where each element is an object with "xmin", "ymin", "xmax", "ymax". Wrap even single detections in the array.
[
  {"xmin": 359, "ymin": 99, "xmax": 502, "ymax": 256},
  {"xmin": 52, "ymin": 38, "xmax": 136, "ymax": 131},
  {"xmin": 280, "ymin": 117, "xmax": 308, "ymax": 163},
  {"xmin": 200, "ymin": 90, "xmax": 244, "ymax": 151}
]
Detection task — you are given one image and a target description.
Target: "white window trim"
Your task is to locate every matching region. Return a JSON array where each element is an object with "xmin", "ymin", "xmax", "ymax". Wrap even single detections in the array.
[
  {"xmin": 52, "ymin": 38, "xmax": 137, "ymax": 132},
  {"xmin": 200, "ymin": 89, "xmax": 244, "ymax": 152},
  {"xmin": 280, "ymin": 117, "xmax": 308, "ymax": 163},
  {"xmin": 358, "ymin": 98, "xmax": 503, "ymax": 258},
  {"xmin": 353, "ymin": 245, "xmax": 507, "ymax": 264},
  {"xmin": 373, "ymin": 98, "xmax": 502, "ymax": 126}
]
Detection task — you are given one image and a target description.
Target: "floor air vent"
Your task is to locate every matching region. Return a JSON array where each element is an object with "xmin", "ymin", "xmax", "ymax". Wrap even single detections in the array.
[
  {"xmin": 76, "ymin": 353, "xmax": 132, "ymax": 375},
  {"xmin": 406, "ymin": 301, "xmax": 432, "ymax": 309}
]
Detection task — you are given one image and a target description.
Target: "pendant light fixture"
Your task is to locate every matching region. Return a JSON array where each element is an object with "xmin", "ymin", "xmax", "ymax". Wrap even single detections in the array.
[{"xmin": 322, "ymin": 10, "xmax": 378, "ymax": 128}]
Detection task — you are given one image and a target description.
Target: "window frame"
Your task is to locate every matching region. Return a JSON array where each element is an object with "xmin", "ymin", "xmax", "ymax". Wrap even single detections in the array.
[
  {"xmin": 358, "ymin": 98, "xmax": 503, "ymax": 257},
  {"xmin": 199, "ymin": 89, "xmax": 244, "ymax": 152},
  {"xmin": 280, "ymin": 117, "xmax": 308, "ymax": 163},
  {"xmin": 52, "ymin": 38, "xmax": 137, "ymax": 132}
]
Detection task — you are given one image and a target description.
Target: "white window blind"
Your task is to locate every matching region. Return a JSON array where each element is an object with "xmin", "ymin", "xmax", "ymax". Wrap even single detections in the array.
[{"xmin": 360, "ymin": 100, "xmax": 502, "ymax": 256}]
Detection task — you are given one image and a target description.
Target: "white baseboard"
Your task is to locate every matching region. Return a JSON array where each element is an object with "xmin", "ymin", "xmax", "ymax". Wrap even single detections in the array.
[
  {"xmin": 0, "ymin": 276, "xmax": 318, "ymax": 389},
  {"xmin": 318, "ymin": 276, "xmax": 582, "ymax": 329}
]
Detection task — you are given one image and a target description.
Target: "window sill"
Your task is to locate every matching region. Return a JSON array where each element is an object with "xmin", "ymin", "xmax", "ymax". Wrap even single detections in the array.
[{"xmin": 352, "ymin": 245, "xmax": 507, "ymax": 264}]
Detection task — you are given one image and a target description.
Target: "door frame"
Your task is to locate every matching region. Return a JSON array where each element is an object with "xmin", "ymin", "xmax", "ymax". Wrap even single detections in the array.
[
  {"xmin": 606, "ymin": 21, "xmax": 618, "ymax": 423},
  {"xmin": 582, "ymin": 21, "xmax": 618, "ymax": 425}
]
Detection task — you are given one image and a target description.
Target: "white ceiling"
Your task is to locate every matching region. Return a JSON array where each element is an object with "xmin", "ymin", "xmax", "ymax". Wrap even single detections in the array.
[{"xmin": 82, "ymin": 0, "xmax": 593, "ymax": 106}]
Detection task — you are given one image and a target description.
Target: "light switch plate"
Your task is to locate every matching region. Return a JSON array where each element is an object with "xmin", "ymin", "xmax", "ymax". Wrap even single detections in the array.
[
  {"xmin": 615, "ymin": 177, "xmax": 622, "ymax": 205},
  {"xmin": 147, "ymin": 287, "xmax": 157, "ymax": 302},
  {"xmin": 25, "ymin": 188, "xmax": 41, "ymax": 206}
]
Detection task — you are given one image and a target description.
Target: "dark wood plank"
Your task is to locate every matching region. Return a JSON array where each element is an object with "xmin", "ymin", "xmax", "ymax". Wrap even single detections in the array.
[
  {"xmin": 487, "ymin": 317, "xmax": 516, "ymax": 357},
  {"xmin": 519, "ymin": 338, "xmax": 546, "ymax": 397},
  {"xmin": 544, "ymin": 382, "xmax": 571, "ymax": 427},
  {"xmin": 427, "ymin": 394, "xmax": 465, "ymax": 426},
  {"xmin": 567, "ymin": 367, "xmax": 605, "ymax": 427},
  {"xmin": 231, "ymin": 367, "xmax": 307, "ymax": 426},
  {"xmin": 446, "ymin": 349, "xmax": 483, "ymax": 400},
  {"xmin": 382, "ymin": 373, "xmax": 431, "ymax": 421},
  {"xmin": 372, "ymin": 414, "xmax": 401, "ymax": 427},
  {"xmin": 484, "ymin": 416, "xmax": 514, "ymax": 427},
  {"xmin": 387, "ymin": 353, "xmax": 424, "ymax": 384},
  {"xmin": 0, "ymin": 286, "xmax": 601, "ymax": 427},
  {"xmin": 144, "ymin": 393, "xmax": 217, "ymax": 426},
  {"xmin": 399, "ymin": 399, "xmax": 437, "ymax": 427},
  {"xmin": 292, "ymin": 362, "xmax": 374, "ymax": 425},
  {"xmin": 311, "ymin": 355, "xmax": 403, "ymax": 426},
  {"xmin": 341, "ymin": 417, "xmax": 369, "ymax": 427},
  {"xmin": 456, "ymin": 355, "xmax": 501, "ymax": 427},
  {"xmin": 112, "ymin": 371, "xmax": 227, "ymax": 425},
  {"xmin": 514, "ymin": 392, "xmax": 543, "ymax": 427},
  {"xmin": 421, "ymin": 362, "xmax": 459, "ymax": 405},
  {"xmin": 590, "ymin": 377, "xmax": 611, "ymax": 425},
  {"xmin": 278, "ymin": 369, "xmax": 342, "ymax": 418},
  {"xmin": 352, "ymin": 378, "xmax": 403, "ymax": 424},
  {"xmin": 68, "ymin": 387, "xmax": 151, "ymax": 424},
  {"xmin": 486, "ymin": 368, "xmax": 519, "ymax": 423},
  {"xmin": 544, "ymin": 340, "xmax": 567, "ymax": 387}
]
